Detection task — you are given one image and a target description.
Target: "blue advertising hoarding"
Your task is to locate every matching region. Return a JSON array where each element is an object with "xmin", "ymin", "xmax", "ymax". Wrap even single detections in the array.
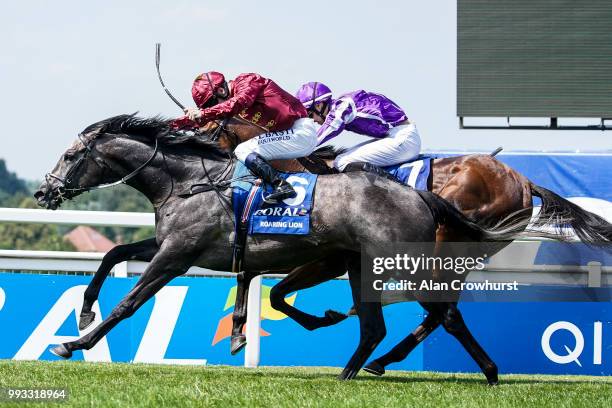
[
  {"xmin": 0, "ymin": 272, "xmax": 609, "ymax": 375},
  {"xmin": 0, "ymin": 273, "xmax": 422, "ymax": 370}
]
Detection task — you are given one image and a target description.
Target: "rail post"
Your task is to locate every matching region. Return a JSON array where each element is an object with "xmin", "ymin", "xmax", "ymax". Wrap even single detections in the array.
[{"xmin": 244, "ymin": 275, "xmax": 262, "ymax": 368}]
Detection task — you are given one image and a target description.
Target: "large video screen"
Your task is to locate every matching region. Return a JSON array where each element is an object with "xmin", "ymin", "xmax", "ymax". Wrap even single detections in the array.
[{"xmin": 458, "ymin": 0, "xmax": 612, "ymax": 118}]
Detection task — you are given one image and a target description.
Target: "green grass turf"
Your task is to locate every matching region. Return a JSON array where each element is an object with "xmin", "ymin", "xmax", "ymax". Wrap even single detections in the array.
[{"xmin": 0, "ymin": 361, "xmax": 610, "ymax": 407}]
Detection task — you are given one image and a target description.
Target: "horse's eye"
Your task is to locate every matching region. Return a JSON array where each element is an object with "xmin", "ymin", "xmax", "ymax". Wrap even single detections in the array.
[{"xmin": 64, "ymin": 152, "xmax": 74, "ymax": 161}]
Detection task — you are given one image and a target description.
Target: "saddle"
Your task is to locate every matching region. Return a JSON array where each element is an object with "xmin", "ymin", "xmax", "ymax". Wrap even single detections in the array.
[
  {"xmin": 182, "ymin": 147, "xmax": 432, "ymax": 277},
  {"xmin": 344, "ymin": 156, "xmax": 434, "ymax": 191}
]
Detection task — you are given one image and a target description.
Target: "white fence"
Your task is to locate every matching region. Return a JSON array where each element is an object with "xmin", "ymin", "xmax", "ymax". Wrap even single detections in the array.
[{"xmin": 0, "ymin": 207, "xmax": 609, "ymax": 367}]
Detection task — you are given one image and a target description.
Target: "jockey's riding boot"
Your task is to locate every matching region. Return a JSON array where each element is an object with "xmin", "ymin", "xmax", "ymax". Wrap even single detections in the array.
[
  {"xmin": 244, "ymin": 153, "xmax": 296, "ymax": 204},
  {"xmin": 343, "ymin": 161, "xmax": 398, "ymax": 183}
]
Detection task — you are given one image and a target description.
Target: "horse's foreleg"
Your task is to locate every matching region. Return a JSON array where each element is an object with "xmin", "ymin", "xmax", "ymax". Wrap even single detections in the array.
[
  {"xmin": 339, "ymin": 256, "xmax": 386, "ymax": 380},
  {"xmin": 363, "ymin": 309, "xmax": 442, "ymax": 376},
  {"xmin": 230, "ymin": 270, "xmax": 256, "ymax": 355},
  {"xmin": 80, "ymin": 238, "xmax": 158, "ymax": 330},
  {"xmin": 269, "ymin": 258, "xmax": 347, "ymax": 331},
  {"xmin": 51, "ymin": 246, "xmax": 193, "ymax": 359},
  {"xmin": 439, "ymin": 303, "xmax": 499, "ymax": 385}
]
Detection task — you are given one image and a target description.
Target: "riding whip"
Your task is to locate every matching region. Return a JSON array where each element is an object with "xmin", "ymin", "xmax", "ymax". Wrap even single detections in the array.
[{"xmin": 155, "ymin": 43, "xmax": 186, "ymax": 110}]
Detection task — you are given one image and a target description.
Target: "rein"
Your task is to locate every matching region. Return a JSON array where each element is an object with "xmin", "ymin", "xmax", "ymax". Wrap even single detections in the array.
[
  {"xmin": 186, "ymin": 115, "xmax": 268, "ymax": 196},
  {"xmin": 45, "ymin": 133, "xmax": 160, "ymax": 196},
  {"xmin": 207, "ymin": 115, "xmax": 268, "ymax": 146},
  {"xmin": 184, "ymin": 151, "xmax": 256, "ymax": 196}
]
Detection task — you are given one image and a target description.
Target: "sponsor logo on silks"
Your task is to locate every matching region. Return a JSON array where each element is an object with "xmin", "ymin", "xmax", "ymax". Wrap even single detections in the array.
[
  {"xmin": 211, "ymin": 285, "xmax": 297, "ymax": 346},
  {"xmin": 256, "ymin": 129, "xmax": 295, "ymax": 145}
]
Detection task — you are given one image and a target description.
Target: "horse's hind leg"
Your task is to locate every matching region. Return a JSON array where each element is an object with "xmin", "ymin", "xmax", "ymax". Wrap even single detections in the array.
[
  {"xmin": 269, "ymin": 257, "xmax": 347, "ymax": 331},
  {"xmin": 230, "ymin": 270, "xmax": 256, "ymax": 355},
  {"xmin": 439, "ymin": 302, "xmax": 499, "ymax": 385},
  {"xmin": 339, "ymin": 256, "xmax": 386, "ymax": 380},
  {"xmin": 230, "ymin": 257, "xmax": 347, "ymax": 354},
  {"xmin": 80, "ymin": 238, "xmax": 158, "ymax": 330},
  {"xmin": 363, "ymin": 309, "xmax": 442, "ymax": 376}
]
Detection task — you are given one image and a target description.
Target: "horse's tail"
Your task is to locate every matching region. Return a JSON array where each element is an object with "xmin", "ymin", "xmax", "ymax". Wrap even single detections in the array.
[
  {"xmin": 530, "ymin": 183, "xmax": 612, "ymax": 244},
  {"xmin": 416, "ymin": 191, "xmax": 533, "ymax": 242}
]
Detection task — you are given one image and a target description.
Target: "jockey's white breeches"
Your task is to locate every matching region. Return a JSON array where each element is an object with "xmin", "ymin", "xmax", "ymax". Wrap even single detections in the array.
[
  {"xmin": 234, "ymin": 118, "xmax": 319, "ymax": 162},
  {"xmin": 333, "ymin": 123, "xmax": 422, "ymax": 171}
]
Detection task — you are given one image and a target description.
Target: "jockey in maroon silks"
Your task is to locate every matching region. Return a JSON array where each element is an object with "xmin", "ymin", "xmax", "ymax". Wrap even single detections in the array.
[{"xmin": 173, "ymin": 72, "xmax": 319, "ymax": 203}]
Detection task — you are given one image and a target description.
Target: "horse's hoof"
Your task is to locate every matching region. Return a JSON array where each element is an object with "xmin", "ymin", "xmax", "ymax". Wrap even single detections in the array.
[
  {"xmin": 79, "ymin": 311, "xmax": 96, "ymax": 330},
  {"xmin": 338, "ymin": 368, "xmax": 357, "ymax": 381},
  {"xmin": 485, "ymin": 364, "xmax": 499, "ymax": 385},
  {"xmin": 363, "ymin": 361, "xmax": 385, "ymax": 376},
  {"xmin": 49, "ymin": 344, "xmax": 72, "ymax": 359},
  {"xmin": 230, "ymin": 334, "xmax": 246, "ymax": 355},
  {"xmin": 324, "ymin": 310, "xmax": 348, "ymax": 325}
]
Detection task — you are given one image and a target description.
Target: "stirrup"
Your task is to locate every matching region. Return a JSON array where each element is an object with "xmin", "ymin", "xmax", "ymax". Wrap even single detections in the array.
[{"xmin": 262, "ymin": 182, "xmax": 296, "ymax": 204}]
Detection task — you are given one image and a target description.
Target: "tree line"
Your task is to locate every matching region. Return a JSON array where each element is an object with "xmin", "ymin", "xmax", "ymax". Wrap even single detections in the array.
[{"xmin": 0, "ymin": 159, "xmax": 154, "ymax": 251}]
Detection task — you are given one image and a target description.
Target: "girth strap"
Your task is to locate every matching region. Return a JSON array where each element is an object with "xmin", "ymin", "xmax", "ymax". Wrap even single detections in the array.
[{"xmin": 232, "ymin": 184, "xmax": 261, "ymax": 273}]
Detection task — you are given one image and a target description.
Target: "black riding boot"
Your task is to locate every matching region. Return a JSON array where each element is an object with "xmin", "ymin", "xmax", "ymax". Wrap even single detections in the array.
[
  {"xmin": 343, "ymin": 161, "xmax": 398, "ymax": 183},
  {"xmin": 244, "ymin": 153, "xmax": 296, "ymax": 203}
]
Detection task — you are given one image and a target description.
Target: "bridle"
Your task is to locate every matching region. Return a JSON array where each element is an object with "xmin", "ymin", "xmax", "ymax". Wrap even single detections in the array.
[
  {"xmin": 45, "ymin": 132, "xmax": 160, "ymax": 198},
  {"xmin": 208, "ymin": 117, "xmax": 233, "ymax": 143}
]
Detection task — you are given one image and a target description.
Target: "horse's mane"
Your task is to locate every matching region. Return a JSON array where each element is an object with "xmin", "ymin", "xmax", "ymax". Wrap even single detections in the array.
[
  {"xmin": 83, "ymin": 113, "xmax": 347, "ymax": 164},
  {"xmin": 83, "ymin": 113, "xmax": 227, "ymax": 158}
]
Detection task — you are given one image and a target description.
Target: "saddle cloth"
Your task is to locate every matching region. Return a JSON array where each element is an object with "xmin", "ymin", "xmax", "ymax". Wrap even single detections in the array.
[
  {"xmin": 384, "ymin": 156, "xmax": 433, "ymax": 190},
  {"xmin": 232, "ymin": 162, "xmax": 317, "ymax": 235},
  {"xmin": 230, "ymin": 154, "xmax": 431, "ymax": 235}
]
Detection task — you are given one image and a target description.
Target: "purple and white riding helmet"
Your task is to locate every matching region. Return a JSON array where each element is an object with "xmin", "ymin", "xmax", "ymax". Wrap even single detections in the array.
[{"xmin": 295, "ymin": 82, "xmax": 333, "ymax": 117}]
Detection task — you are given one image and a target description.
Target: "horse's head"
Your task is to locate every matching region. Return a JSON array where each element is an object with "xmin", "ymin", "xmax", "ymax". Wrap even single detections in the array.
[
  {"xmin": 35, "ymin": 114, "xmax": 230, "ymax": 209},
  {"xmin": 34, "ymin": 114, "xmax": 167, "ymax": 209},
  {"xmin": 34, "ymin": 125, "xmax": 122, "ymax": 209}
]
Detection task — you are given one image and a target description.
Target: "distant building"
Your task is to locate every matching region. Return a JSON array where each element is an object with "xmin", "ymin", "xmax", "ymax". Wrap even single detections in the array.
[{"xmin": 64, "ymin": 226, "xmax": 116, "ymax": 252}]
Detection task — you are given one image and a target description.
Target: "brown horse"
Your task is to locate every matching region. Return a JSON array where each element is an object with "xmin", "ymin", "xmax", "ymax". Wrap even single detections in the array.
[{"xmin": 205, "ymin": 117, "xmax": 610, "ymax": 383}]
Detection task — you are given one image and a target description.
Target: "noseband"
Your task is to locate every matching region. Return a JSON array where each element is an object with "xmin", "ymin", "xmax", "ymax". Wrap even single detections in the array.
[{"xmin": 45, "ymin": 133, "xmax": 160, "ymax": 197}]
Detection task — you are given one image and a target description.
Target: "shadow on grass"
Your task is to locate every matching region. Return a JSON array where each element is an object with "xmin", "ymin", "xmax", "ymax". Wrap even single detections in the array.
[
  {"xmin": 3, "ymin": 361, "xmax": 608, "ymax": 387},
  {"xmin": 220, "ymin": 368, "xmax": 609, "ymax": 387},
  {"xmin": 355, "ymin": 373, "xmax": 610, "ymax": 386}
]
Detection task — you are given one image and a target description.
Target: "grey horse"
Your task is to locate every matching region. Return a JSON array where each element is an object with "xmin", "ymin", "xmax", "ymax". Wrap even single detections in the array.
[{"xmin": 35, "ymin": 115, "xmax": 528, "ymax": 380}]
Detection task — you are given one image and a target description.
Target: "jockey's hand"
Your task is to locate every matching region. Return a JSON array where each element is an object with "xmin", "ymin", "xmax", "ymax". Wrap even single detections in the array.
[{"xmin": 184, "ymin": 107, "xmax": 203, "ymax": 121}]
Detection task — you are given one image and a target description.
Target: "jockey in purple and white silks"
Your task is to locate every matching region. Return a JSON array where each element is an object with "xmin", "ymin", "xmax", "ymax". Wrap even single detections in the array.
[{"xmin": 295, "ymin": 82, "xmax": 421, "ymax": 172}]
